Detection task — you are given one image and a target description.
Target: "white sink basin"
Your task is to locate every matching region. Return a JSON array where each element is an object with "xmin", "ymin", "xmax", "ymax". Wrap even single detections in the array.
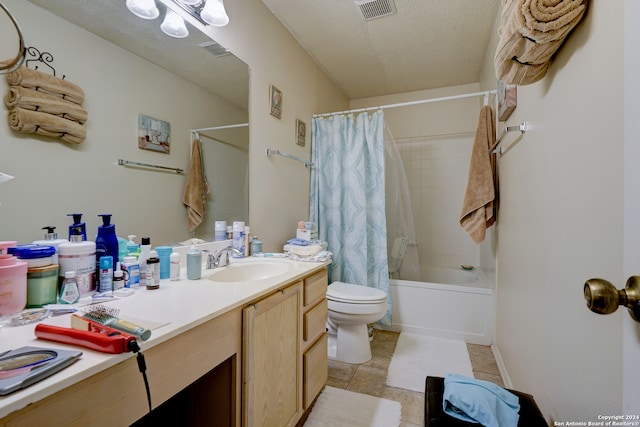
[{"xmin": 207, "ymin": 259, "xmax": 296, "ymax": 283}]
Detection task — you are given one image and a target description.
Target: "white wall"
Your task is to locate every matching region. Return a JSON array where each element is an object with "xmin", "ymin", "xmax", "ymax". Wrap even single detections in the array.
[
  {"xmin": 0, "ymin": 0, "xmax": 348, "ymax": 251},
  {"xmin": 479, "ymin": 1, "xmax": 626, "ymax": 420}
]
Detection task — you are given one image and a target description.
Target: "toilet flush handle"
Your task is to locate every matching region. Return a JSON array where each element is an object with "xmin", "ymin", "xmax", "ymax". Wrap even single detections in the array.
[{"xmin": 584, "ymin": 276, "xmax": 640, "ymax": 322}]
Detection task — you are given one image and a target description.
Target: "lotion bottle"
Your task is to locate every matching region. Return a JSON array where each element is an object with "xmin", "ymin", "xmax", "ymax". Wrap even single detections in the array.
[
  {"xmin": 95, "ymin": 214, "xmax": 119, "ymax": 289},
  {"xmin": 138, "ymin": 237, "xmax": 151, "ymax": 285}
]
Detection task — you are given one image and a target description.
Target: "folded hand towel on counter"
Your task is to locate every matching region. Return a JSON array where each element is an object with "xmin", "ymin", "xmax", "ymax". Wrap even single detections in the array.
[
  {"xmin": 8, "ymin": 107, "xmax": 86, "ymax": 144},
  {"xmin": 284, "ymin": 243, "xmax": 325, "ymax": 258},
  {"xmin": 443, "ymin": 373, "xmax": 520, "ymax": 427},
  {"xmin": 182, "ymin": 138, "xmax": 209, "ymax": 232},
  {"xmin": 4, "ymin": 86, "xmax": 88, "ymax": 124},
  {"xmin": 459, "ymin": 105, "xmax": 497, "ymax": 244},
  {"xmin": 5, "ymin": 66, "xmax": 85, "ymax": 105},
  {"xmin": 494, "ymin": 0, "xmax": 588, "ymax": 85}
]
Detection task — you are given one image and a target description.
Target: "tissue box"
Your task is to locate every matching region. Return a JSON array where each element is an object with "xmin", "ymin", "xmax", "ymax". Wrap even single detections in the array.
[{"xmin": 296, "ymin": 229, "xmax": 317, "ymax": 241}]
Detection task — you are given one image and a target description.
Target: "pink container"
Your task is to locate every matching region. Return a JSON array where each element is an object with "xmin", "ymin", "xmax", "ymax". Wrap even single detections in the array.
[{"xmin": 0, "ymin": 254, "xmax": 28, "ymax": 316}]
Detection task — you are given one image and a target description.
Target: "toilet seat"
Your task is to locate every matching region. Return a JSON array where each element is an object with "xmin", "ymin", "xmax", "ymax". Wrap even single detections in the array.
[{"xmin": 327, "ymin": 281, "xmax": 387, "ymax": 304}]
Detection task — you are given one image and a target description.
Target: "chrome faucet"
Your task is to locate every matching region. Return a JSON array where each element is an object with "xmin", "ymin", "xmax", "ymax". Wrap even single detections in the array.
[{"xmin": 211, "ymin": 246, "xmax": 243, "ymax": 268}]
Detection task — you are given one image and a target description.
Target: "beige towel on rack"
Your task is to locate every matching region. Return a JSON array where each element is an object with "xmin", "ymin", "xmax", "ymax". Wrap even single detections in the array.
[
  {"xmin": 5, "ymin": 86, "xmax": 88, "ymax": 124},
  {"xmin": 8, "ymin": 107, "xmax": 86, "ymax": 144},
  {"xmin": 182, "ymin": 138, "xmax": 210, "ymax": 231},
  {"xmin": 5, "ymin": 66, "xmax": 85, "ymax": 105},
  {"xmin": 460, "ymin": 105, "xmax": 497, "ymax": 244},
  {"xmin": 494, "ymin": 0, "xmax": 588, "ymax": 85}
]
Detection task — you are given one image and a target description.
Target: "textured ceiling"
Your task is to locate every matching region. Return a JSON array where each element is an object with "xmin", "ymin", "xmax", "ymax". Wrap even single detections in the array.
[{"xmin": 260, "ymin": 0, "xmax": 501, "ymax": 99}]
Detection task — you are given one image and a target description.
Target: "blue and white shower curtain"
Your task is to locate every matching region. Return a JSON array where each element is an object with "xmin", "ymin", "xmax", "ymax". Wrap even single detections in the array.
[{"xmin": 310, "ymin": 110, "xmax": 391, "ymax": 325}]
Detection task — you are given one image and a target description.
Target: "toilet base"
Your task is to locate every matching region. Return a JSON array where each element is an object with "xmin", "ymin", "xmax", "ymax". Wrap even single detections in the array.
[{"xmin": 327, "ymin": 323, "xmax": 372, "ymax": 364}]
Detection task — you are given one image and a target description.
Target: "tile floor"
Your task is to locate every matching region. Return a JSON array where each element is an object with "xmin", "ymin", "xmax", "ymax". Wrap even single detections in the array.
[{"xmin": 326, "ymin": 330, "xmax": 504, "ymax": 427}]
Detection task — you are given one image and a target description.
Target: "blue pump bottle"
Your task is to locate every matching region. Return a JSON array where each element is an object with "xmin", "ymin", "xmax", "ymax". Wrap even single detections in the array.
[
  {"xmin": 95, "ymin": 214, "xmax": 119, "ymax": 288},
  {"xmin": 67, "ymin": 213, "xmax": 87, "ymax": 241}
]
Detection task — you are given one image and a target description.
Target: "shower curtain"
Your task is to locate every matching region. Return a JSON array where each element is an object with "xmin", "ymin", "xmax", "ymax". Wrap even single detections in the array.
[{"xmin": 310, "ymin": 110, "xmax": 391, "ymax": 325}]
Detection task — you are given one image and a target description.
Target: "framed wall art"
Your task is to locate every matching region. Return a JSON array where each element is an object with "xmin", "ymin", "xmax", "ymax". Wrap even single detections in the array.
[
  {"xmin": 296, "ymin": 119, "xmax": 306, "ymax": 147},
  {"xmin": 269, "ymin": 85, "xmax": 282, "ymax": 119},
  {"xmin": 137, "ymin": 114, "xmax": 170, "ymax": 154}
]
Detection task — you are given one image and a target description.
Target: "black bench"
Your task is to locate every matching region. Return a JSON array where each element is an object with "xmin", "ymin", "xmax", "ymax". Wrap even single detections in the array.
[{"xmin": 425, "ymin": 376, "xmax": 547, "ymax": 426}]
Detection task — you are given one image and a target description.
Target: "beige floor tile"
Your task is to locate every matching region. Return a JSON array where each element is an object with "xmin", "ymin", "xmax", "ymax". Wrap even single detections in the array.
[
  {"xmin": 467, "ymin": 344, "xmax": 501, "ymax": 375},
  {"xmin": 328, "ymin": 358, "xmax": 358, "ymax": 382},
  {"xmin": 473, "ymin": 371, "xmax": 505, "ymax": 387},
  {"xmin": 381, "ymin": 386, "xmax": 425, "ymax": 426},
  {"xmin": 345, "ymin": 364, "xmax": 387, "ymax": 397}
]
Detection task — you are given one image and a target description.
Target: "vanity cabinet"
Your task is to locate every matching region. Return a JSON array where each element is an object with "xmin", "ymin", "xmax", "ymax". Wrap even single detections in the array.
[
  {"xmin": 242, "ymin": 267, "xmax": 328, "ymax": 426},
  {"xmin": 243, "ymin": 282, "xmax": 302, "ymax": 427}
]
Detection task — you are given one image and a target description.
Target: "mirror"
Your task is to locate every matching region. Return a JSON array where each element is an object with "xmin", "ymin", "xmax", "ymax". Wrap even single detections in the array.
[{"xmin": 3, "ymin": 0, "xmax": 249, "ymax": 244}]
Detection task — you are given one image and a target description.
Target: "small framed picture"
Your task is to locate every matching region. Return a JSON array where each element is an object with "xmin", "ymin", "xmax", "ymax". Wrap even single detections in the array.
[
  {"xmin": 296, "ymin": 119, "xmax": 306, "ymax": 147},
  {"xmin": 269, "ymin": 85, "xmax": 282, "ymax": 119},
  {"xmin": 137, "ymin": 114, "xmax": 170, "ymax": 154}
]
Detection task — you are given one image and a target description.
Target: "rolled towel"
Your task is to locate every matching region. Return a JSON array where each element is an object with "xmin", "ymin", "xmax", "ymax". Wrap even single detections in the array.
[
  {"xmin": 8, "ymin": 107, "xmax": 86, "ymax": 144},
  {"xmin": 4, "ymin": 86, "xmax": 88, "ymax": 124},
  {"xmin": 494, "ymin": 0, "xmax": 588, "ymax": 85},
  {"xmin": 5, "ymin": 66, "xmax": 85, "ymax": 105}
]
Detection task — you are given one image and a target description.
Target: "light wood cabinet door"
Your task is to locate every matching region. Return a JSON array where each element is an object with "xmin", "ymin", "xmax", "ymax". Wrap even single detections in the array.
[{"xmin": 243, "ymin": 283, "xmax": 301, "ymax": 427}]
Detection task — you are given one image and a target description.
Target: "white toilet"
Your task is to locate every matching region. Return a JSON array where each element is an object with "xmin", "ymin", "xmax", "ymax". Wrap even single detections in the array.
[{"xmin": 326, "ymin": 281, "xmax": 388, "ymax": 364}]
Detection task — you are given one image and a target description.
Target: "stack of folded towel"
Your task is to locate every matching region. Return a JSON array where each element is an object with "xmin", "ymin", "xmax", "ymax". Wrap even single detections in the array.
[
  {"xmin": 494, "ymin": 0, "xmax": 588, "ymax": 86},
  {"xmin": 284, "ymin": 238, "xmax": 331, "ymax": 262},
  {"xmin": 4, "ymin": 66, "xmax": 88, "ymax": 144}
]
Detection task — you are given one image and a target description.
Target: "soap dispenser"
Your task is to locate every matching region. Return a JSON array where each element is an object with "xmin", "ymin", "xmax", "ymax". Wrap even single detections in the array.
[
  {"xmin": 67, "ymin": 213, "xmax": 87, "ymax": 241},
  {"xmin": 33, "ymin": 226, "xmax": 67, "ymax": 265},
  {"xmin": 95, "ymin": 214, "xmax": 119, "ymax": 288}
]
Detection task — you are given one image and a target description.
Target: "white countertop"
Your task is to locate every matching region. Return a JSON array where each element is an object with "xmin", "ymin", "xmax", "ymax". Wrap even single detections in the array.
[{"xmin": 0, "ymin": 256, "xmax": 330, "ymax": 420}]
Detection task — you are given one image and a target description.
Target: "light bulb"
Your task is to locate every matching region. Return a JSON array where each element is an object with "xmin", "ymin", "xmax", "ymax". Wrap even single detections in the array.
[
  {"xmin": 181, "ymin": 0, "xmax": 202, "ymax": 5},
  {"xmin": 126, "ymin": 0, "xmax": 159, "ymax": 20},
  {"xmin": 201, "ymin": 0, "xmax": 229, "ymax": 27},
  {"xmin": 161, "ymin": 9, "xmax": 189, "ymax": 38}
]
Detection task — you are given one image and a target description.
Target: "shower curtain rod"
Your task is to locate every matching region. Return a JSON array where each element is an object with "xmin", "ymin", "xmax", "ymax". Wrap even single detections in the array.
[{"xmin": 312, "ymin": 90, "xmax": 497, "ymax": 118}]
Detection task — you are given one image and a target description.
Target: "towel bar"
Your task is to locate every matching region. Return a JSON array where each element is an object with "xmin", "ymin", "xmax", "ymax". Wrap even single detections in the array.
[
  {"xmin": 491, "ymin": 121, "xmax": 527, "ymax": 155},
  {"xmin": 117, "ymin": 159, "xmax": 184, "ymax": 174},
  {"xmin": 265, "ymin": 148, "xmax": 313, "ymax": 168}
]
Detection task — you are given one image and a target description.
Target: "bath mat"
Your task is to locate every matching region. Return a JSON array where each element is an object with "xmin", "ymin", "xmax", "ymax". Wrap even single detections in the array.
[
  {"xmin": 386, "ymin": 333, "xmax": 473, "ymax": 392},
  {"xmin": 303, "ymin": 386, "xmax": 401, "ymax": 427}
]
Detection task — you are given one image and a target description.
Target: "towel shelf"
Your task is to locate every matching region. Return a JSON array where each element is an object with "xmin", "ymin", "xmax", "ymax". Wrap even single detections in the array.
[
  {"xmin": 117, "ymin": 159, "xmax": 184, "ymax": 175},
  {"xmin": 265, "ymin": 148, "xmax": 313, "ymax": 168}
]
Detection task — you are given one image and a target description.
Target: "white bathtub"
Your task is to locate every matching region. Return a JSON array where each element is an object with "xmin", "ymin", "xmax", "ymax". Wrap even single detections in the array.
[{"xmin": 382, "ymin": 267, "xmax": 495, "ymax": 345}]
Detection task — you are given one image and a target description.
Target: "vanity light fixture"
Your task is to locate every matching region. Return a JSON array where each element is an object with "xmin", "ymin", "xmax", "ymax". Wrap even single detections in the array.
[
  {"xmin": 125, "ymin": 0, "xmax": 160, "ymax": 20},
  {"xmin": 200, "ymin": 0, "xmax": 229, "ymax": 27},
  {"xmin": 161, "ymin": 8, "xmax": 189, "ymax": 38}
]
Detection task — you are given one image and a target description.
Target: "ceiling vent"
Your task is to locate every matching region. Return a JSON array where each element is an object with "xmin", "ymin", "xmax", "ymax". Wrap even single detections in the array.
[
  {"xmin": 198, "ymin": 40, "xmax": 230, "ymax": 58},
  {"xmin": 354, "ymin": 0, "xmax": 397, "ymax": 21}
]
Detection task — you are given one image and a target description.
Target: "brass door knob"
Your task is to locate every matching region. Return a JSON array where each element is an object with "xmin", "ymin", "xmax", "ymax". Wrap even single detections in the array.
[{"xmin": 584, "ymin": 276, "xmax": 640, "ymax": 322}]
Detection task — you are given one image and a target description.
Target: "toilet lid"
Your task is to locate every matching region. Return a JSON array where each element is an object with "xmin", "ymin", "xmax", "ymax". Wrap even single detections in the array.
[{"xmin": 326, "ymin": 281, "xmax": 387, "ymax": 303}]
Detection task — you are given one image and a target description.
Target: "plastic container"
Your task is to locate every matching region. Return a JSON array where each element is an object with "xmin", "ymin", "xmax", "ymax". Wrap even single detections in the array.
[
  {"xmin": 250, "ymin": 236, "xmax": 263, "ymax": 255},
  {"xmin": 9, "ymin": 244, "xmax": 56, "ymax": 268},
  {"xmin": 99, "ymin": 256, "xmax": 113, "ymax": 293},
  {"xmin": 170, "ymin": 252, "xmax": 180, "ymax": 281},
  {"xmin": 138, "ymin": 237, "xmax": 151, "ymax": 285},
  {"xmin": 146, "ymin": 250, "xmax": 160, "ymax": 289},
  {"xmin": 127, "ymin": 235, "xmax": 140, "ymax": 255},
  {"xmin": 58, "ymin": 229, "xmax": 96, "ymax": 296},
  {"xmin": 33, "ymin": 226, "xmax": 67, "ymax": 265},
  {"xmin": 232, "ymin": 221, "xmax": 245, "ymax": 257},
  {"xmin": 0, "ymin": 254, "xmax": 28, "ymax": 315},
  {"xmin": 186, "ymin": 246, "xmax": 202, "ymax": 280},
  {"xmin": 59, "ymin": 271, "xmax": 80, "ymax": 304},
  {"xmin": 0, "ymin": 241, "xmax": 17, "ymax": 255},
  {"xmin": 121, "ymin": 256, "xmax": 140, "ymax": 288},
  {"xmin": 95, "ymin": 214, "xmax": 119, "ymax": 289},
  {"xmin": 215, "ymin": 221, "xmax": 227, "ymax": 241},
  {"xmin": 26, "ymin": 264, "xmax": 59, "ymax": 307},
  {"xmin": 155, "ymin": 246, "xmax": 172, "ymax": 280},
  {"xmin": 113, "ymin": 268, "xmax": 125, "ymax": 291},
  {"xmin": 67, "ymin": 213, "xmax": 87, "ymax": 241}
]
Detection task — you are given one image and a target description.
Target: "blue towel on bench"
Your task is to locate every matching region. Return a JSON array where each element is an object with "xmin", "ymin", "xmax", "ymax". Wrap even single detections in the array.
[{"xmin": 443, "ymin": 374, "xmax": 520, "ymax": 427}]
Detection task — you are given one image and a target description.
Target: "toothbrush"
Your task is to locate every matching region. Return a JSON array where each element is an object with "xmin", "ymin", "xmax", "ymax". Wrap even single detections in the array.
[{"xmin": 81, "ymin": 305, "xmax": 152, "ymax": 341}]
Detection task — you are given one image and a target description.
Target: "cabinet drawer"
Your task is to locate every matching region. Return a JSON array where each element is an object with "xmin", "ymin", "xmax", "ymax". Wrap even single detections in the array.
[
  {"xmin": 304, "ymin": 269, "xmax": 328, "ymax": 307},
  {"xmin": 303, "ymin": 333, "xmax": 328, "ymax": 409},
  {"xmin": 304, "ymin": 298, "xmax": 327, "ymax": 343}
]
